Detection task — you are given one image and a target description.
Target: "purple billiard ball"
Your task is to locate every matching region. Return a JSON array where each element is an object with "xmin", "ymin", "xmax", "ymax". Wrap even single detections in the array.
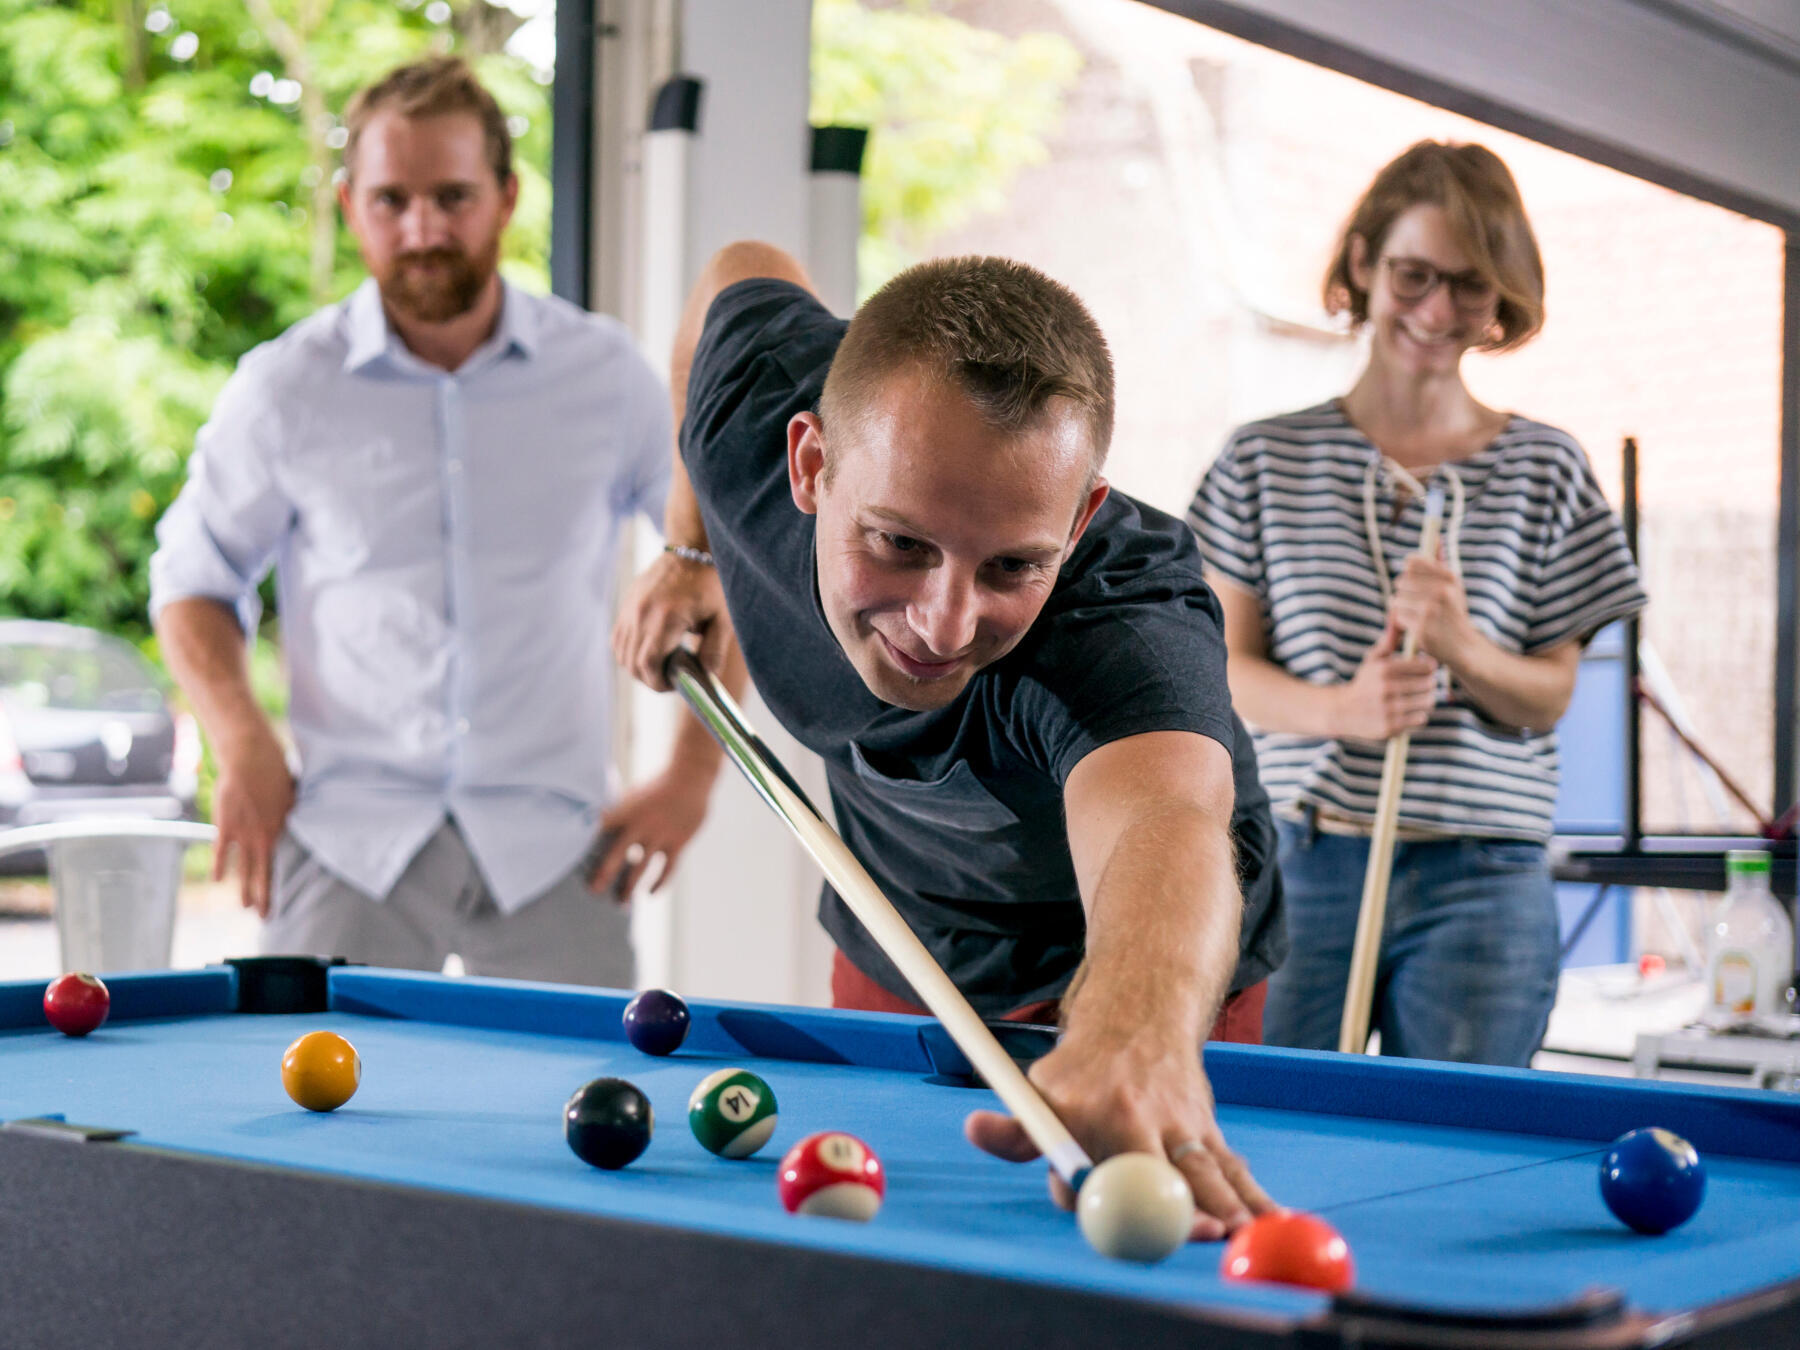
[
  {"xmin": 623, "ymin": 988, "xmax": 690, "ymax": 1056},
  {"xmin": 1600, "ymin": 1127, "xmax": 1706, "ymax": 1234}
]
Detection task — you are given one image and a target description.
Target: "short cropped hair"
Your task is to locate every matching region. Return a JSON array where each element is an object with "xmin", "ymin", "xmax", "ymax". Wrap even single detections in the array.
[
  {"xmin": 343, "ymin": 57, "xmax": 512, "ymax": 185},
  {"xmin": 1323, "ymin": 140, "xmax": 1545, "ymax": 351},
  {"xmin": 821, "ymin": 257, "xmax": 1115, "ymax": 479}
]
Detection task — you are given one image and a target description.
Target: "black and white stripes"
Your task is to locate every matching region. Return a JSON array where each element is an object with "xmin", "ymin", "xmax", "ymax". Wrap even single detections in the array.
[{"xmin": 1188, "ymin": 402, "xmax": 1646, "ymax": 842}]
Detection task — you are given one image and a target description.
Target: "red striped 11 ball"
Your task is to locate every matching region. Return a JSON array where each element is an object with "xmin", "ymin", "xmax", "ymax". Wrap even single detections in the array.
[{"xmin": 778, "ymin": 1131, "xmax": 884, "ymax": 1220}]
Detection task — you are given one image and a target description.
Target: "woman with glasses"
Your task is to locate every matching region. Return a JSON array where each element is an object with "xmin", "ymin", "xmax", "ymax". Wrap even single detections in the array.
[{"xmin": 1187, "ymin": 141, "xmax": 1645, "ymax": 1066}]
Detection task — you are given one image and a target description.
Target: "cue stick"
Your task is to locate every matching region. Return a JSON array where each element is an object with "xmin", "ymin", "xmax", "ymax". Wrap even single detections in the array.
[
  {"xmin": 663, "ymin": 648, "xmax": 1096, "ymax": 1189},
  {"xmin": 1338, "ymin": 483, "xmax": 1446, "ymax": 1055}
]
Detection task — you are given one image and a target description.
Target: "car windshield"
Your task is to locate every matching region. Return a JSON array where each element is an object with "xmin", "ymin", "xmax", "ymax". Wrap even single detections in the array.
[{"xmin": 0, "ymin": 638, "xmax": 165, "ymax": 714}]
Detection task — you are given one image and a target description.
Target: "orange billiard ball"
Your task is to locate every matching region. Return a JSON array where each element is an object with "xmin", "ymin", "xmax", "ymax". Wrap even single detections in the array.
[
  {"xmin": 282, "ymin": 1031, "xmax": 361, "ymax": 1112},
  {"xmin": 1221, "ymin": 1210, "xmax": 1355, "ymax": 1292}
]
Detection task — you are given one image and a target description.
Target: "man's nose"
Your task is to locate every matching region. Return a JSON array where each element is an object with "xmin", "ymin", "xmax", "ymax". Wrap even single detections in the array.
[
  {"xmin": 908, "ymin": 565, "xmax": 979, "ymax": 658},
  {"xmin": 398, "ymin": 197, "xmax": 450, "ymax": 249}
]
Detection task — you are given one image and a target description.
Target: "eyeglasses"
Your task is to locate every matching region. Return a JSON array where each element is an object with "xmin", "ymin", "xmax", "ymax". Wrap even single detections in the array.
[{"xmin": 1381, "ymin": 256, "xmax": 1498, "ymax": 312}]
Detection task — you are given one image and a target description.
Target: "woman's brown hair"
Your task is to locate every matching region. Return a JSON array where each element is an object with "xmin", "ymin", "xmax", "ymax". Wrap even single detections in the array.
[{"xmin": 1323, "ymin": 141, "xmax": 1544, "ymax": 351}]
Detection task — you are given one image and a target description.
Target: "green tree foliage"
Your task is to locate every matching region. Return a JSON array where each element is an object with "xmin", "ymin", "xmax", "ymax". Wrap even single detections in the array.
[
  {"xmin": 0, "ymin": 0, "xmax": 1076, "ymax": 644},
  {"xmin": 811, "ymin": 0, "xmax": 1082, "ymax": 298},
  {"xmin": 0, "ymin": 0, "xmax": 552, "ymax": 639}
]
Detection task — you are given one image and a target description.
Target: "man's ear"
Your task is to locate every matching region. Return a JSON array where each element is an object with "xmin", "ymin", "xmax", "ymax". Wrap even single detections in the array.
[
  {"xmin": 1065, "ymin": 477, "xmax": 1111, "ymax": 555},
  {"xmin": 788, "ymin": 411, "xmax": 826, "ymax": 515},
  {"xmin": 499, "ymin": 171, "xmax": 520, "ymax": 229}
]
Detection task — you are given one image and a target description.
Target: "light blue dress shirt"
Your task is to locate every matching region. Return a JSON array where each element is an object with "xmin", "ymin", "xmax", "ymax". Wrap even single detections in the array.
[{"xmin": 150, "ymin": 279, "xmax": 671, "ymax": 910}]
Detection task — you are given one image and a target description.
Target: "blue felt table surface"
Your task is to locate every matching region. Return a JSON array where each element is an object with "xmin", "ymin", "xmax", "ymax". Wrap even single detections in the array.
[{"xmin": 7, "ymin": 998, "xmax": 1800, "ymax": 1324}]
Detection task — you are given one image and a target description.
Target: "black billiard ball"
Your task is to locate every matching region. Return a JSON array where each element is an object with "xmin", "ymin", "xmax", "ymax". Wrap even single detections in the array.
[
  {"xmin": 564, "ymin": 1077, "xmax": 654, "ymax": 1170},
  {"xmin": 623, "ymin": 988, "xmax": 691, "ymax": 1056}
]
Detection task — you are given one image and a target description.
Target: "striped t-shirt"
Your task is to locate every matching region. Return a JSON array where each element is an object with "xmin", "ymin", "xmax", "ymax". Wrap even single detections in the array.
[{"xmin": 1188, "ymin": 401, "xmax": 1646, "ymax": 842}]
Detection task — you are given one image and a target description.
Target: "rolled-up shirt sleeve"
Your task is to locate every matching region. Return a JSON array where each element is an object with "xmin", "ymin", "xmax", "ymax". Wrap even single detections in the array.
[{"xmin": 148, "ymin": 353, "xmax": 294, "ymax": 634}]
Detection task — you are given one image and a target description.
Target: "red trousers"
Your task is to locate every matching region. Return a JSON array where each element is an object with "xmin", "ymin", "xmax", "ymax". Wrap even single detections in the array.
[{"xmin": 830, "ymin": 950, "xmax": 1267, "ymax": 1044}]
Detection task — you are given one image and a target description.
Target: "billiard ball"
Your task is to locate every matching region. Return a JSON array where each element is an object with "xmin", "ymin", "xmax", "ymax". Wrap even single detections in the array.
[
  {"xmin": 777, "ymin": 1131, "xmax": 884, "ymax": 1220},
  {"xmin": 623, "ymin": 988, "xmax": 690, "ymax": 1056},
  {"xmin": 1075, "ymin": 1152, "xmax": 1196, "ymax": 1263},
  {"xmin": 1220, "ymin": 1210, "xmax": 1355, "ymax": 1292},
  {"xmin": 565, "ymin": 1077, "xmax": 654, "ymax": 1170},
  {"xmin": 281, "ymin": 1030, "xmax": 361, "ymax": 1112},
  {"xmin": 1600, "ymin": 1127, "xmax": 1706, "ymax": 1234},
  {"xmin": 688, "ymin": 1068, "xmax": 779, "ymax": 1158},
  {"xmin": 43, "ymin": 972, "xmax": 110, "ymax": 1037}
]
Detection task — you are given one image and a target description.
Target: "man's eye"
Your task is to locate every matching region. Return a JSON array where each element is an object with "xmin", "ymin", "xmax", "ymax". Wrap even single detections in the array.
[
  {"xmin": 994, "ymin": 557, "xmax": 1033, "ymax": 575},
  {"xmin": 883, "ymin": 534, "xmax": 921, "ymax": 553},
  {"xmin": 438, "ymin": 188, "xmax": 471, "ymax": 210},
  {"xmin": 377, "ymin": 191, "xmax": 404, "ymax": 210}
]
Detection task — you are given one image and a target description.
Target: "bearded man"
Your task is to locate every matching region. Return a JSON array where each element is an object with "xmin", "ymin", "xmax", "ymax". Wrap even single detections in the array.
[{"xmin": 150, "ymin": 57, "xmax": 720, "ymax": 983}]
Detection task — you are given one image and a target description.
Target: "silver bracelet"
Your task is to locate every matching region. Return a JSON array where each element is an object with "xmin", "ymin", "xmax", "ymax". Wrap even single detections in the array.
[{"xmin": 664, "ymin": 543, "xmax": 716, "ymax": 567}]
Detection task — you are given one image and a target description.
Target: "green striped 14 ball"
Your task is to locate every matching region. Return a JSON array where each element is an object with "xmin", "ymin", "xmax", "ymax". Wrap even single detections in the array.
[{"xmin": 688, "ymin": 1068, "xmax": 779, "ymax": 1158}]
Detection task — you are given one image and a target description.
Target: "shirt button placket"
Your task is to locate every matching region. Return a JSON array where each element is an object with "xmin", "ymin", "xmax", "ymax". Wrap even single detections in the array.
[{"xmin": 441, "ymin": 377, "xmax": 468, "ymax": 786}]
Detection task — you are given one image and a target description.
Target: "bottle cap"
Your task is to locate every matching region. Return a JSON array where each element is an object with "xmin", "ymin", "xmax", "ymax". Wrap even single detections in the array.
[{"xmin": 1726, "ymin": 850, "xmax": 1772, "ymax": 876}]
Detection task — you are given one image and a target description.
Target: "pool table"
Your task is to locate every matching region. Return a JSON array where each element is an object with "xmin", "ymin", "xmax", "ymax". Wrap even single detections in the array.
[{"xmin": 4, "ymin": 960, "xmax": 1800, "ymax": 1349}]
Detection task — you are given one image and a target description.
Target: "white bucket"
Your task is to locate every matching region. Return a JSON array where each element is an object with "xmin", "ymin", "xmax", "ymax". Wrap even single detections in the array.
[{"xmin": 48, "ymin": 835, "xmax": 188, "ymax": 974}]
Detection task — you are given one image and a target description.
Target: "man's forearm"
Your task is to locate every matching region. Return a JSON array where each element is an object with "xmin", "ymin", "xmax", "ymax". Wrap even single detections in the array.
[
  {"xmin": 665, "ymin": 242, "xmax": 816, "ymax": 554},
  {"xmin": 1065, "ymin": 804, "xmax": 1241, "ymax": 1045},
  {"xmin": 155, "ymin": 596, "xmax": 279, "ymax": 762}
]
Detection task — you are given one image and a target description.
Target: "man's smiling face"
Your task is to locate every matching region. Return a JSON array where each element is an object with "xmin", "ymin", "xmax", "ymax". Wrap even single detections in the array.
[{"xmin": 787, "ymin": 365, "xmax": 1108, "ymax": 712}]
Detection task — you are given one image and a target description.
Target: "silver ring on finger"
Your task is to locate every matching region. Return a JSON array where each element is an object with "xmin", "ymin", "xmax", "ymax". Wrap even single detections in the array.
[{"xmin": 1168, "ymin": 1139, "xmax": 1205, "ymax": 1165}]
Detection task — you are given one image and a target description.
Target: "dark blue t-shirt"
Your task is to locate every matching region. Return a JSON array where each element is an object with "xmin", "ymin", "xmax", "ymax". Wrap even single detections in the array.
[{"xmin": 684, "ymin": 279, "xmax": 1284, "ymax": 1016}]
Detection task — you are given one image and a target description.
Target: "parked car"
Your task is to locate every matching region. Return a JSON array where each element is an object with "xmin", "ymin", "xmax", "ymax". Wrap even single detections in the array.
[{"xmin": 0, "ymin": 620, "xmax": 200, "ymax": 874}]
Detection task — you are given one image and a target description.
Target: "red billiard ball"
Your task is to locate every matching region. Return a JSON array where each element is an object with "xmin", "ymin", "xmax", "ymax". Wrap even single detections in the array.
[
  {"xmin": 43, "ymin": 973, "xmax": 110, "ymax": 1037},
  {"xmin": 1221, "ymin": 1210, "xmax": 1355, "ymax": 1292},
  {"xmin": 777, "ymin": 1131, "xmax": 885, "ymax": 1220}
]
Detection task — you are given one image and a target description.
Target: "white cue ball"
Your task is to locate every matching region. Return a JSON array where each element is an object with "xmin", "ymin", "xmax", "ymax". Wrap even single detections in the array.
[{"xmin": 1076, "ymin": 1152, "xmax": 1196, "ymax": 1263}]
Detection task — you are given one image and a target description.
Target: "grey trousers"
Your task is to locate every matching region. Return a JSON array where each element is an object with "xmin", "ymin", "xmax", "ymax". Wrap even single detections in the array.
[{"xmin": 262, "ymin": 822, "xmax": 634, "ymax": 988}]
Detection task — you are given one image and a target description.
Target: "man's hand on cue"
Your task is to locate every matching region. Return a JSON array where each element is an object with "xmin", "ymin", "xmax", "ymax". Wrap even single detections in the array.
[
  {"xmin": 611, "ymin": 550, "xmax": 731, "ymax": 691},
  {"xmin": 963, "ymin": 1027, "xmax": 1274, "ymax": 1241}
]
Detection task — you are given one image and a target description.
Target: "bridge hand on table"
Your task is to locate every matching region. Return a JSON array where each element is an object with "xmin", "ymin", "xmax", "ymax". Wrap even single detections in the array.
[{"xmin": 961, "ymin": 1027, "xmax": 1276, "ymax": 1241}]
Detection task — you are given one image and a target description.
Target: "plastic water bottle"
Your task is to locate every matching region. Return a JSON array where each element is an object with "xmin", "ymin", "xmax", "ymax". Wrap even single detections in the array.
[{"xmin": 1705, "ymin": 851, "xmax": 1795, "ymax": 1018}]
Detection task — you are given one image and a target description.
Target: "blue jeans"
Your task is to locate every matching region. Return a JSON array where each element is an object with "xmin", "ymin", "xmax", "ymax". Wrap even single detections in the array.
[{"xmin": 1264, "ymin": 818, "xmax": 1560, "ymax": 1067}]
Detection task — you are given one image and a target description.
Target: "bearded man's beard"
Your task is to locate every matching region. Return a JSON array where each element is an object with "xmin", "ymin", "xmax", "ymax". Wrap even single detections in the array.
[{"xmin": 378, "ymin": 241, "xmax": 497, "ymax": 322}]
